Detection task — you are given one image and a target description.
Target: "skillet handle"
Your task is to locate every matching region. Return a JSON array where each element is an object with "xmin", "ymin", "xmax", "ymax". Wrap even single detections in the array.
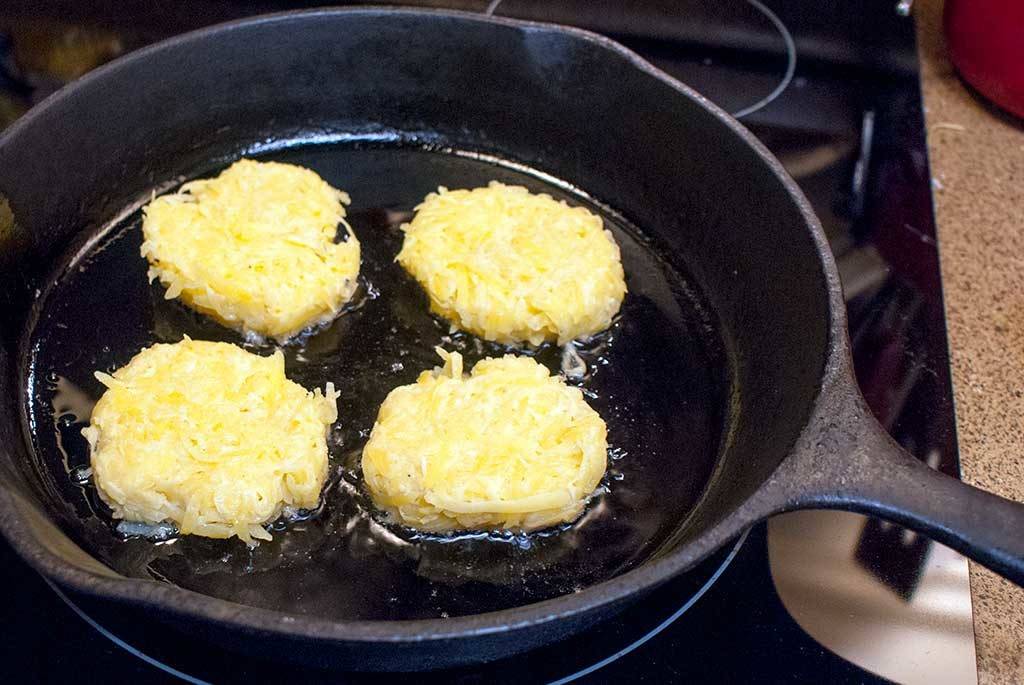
[{"xmin": 793, "ymin": 391, "xmax": 1024, "ymax": 587}]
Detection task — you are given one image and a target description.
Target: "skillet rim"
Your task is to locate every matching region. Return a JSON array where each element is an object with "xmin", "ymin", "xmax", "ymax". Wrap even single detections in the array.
[{"xmin": 0, "ymin": 6, "xmax": 846, "ymax": 644}]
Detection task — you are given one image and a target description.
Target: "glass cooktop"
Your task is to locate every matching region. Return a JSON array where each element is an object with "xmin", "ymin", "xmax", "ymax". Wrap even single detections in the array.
[{"xmin": 0, "ymin": 1, "xmax": 976, "ymax": 682}]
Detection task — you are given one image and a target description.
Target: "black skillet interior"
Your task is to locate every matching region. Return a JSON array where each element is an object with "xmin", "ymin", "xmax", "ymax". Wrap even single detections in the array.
[
  {"xmin": 26, "ymin": 142, "xmax": 730, "ymax": 619},
  {"xmin": 0, "ymin": 9, "xmax": 833, "ymax": 630}
]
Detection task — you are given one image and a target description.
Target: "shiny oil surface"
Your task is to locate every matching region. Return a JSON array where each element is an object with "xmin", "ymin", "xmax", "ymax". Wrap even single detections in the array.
[{"xmin": 25, "ymin": 145, "xmax": 729, "ymax": 620}]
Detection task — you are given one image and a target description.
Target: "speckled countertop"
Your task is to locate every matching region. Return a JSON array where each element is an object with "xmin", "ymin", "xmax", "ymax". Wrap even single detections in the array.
[{"xmin": 917, "ymin": 1, "xmax": 1024, "ymax": 682}]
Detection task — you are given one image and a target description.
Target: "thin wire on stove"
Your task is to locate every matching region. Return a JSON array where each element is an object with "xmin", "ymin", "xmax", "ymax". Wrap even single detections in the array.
[
  {"xmin": 486, "ymin": 0, "xmax": 792, "ymax": 118},
  {"xmin": 43, "ymin": 577, "xmax": 212, "ymax": 685},
  {"xmin": 731, "ymin": 0, "xmax": 797, "ymax": 119},
  {"xmin": 548, "ymin": 528, "xmax": 750, "ymax": 685}
]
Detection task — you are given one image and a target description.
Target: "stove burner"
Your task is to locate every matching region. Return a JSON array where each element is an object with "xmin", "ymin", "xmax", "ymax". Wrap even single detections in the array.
[{"xmin": 45, "ymin": 535, "xmax": 750, "ymax": 683}]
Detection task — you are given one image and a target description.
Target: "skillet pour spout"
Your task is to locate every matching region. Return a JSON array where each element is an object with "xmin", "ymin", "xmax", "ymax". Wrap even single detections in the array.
[{"xmin": 0, "ymin": 7, "xmax": 1023, "ymax": 672}]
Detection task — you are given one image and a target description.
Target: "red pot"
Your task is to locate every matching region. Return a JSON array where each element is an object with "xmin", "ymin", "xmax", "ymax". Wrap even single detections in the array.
[{"xmin": 944, "ymin": 0, "xmax": 1024, "ymax": 119}]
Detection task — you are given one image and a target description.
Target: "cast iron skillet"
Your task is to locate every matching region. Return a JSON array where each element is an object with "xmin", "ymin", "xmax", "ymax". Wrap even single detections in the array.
[{"xmin": 0, "ymin": 8, "xmax": 1022, "ymax": 672}]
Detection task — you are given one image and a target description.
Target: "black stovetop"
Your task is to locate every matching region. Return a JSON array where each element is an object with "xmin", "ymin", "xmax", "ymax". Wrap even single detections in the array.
[{"xmin": 0, "ymin": 2, "xmax": 970, "ymax": 682}]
